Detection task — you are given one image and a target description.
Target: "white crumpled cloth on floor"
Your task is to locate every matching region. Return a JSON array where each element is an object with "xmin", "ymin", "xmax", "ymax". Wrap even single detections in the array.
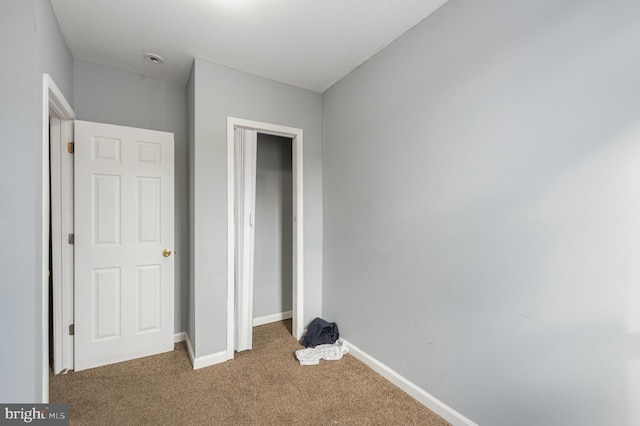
[{"xmin": 295, "ymin": 340, "xmax": 349, "ymax": 366}]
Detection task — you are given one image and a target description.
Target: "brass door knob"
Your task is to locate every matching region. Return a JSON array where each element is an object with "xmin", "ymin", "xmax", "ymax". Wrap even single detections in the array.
[{"xmin": 163, "ymin": 249, "xmax": 172, "ymax": 257}]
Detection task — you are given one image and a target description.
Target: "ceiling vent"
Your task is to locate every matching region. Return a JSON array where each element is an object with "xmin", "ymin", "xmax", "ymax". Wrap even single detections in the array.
[{"xmin": 143, "ymin": 53, "xmax": 165, "ymax": 64}]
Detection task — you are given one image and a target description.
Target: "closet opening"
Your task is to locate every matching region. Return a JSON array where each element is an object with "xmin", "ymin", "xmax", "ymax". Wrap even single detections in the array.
[
  {"xmin": 252, "ymin": 133, "xmax": 293, "ymax": 330},
  {"xmin": 226, "ymin": 117, "xmax": 304, "ymax": 359}
]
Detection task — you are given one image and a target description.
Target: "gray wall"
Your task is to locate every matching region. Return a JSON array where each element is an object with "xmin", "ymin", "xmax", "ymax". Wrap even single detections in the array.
[
  {"xmin": 0, "ymin": 0, "xmax": 73, "ymax": 402},
  {"xmin": 190, "ymin": 59, "xmax": 323, "ymax": 357},
  {"xmin": 73, "ymin": 59, "xmax": 189, "ymax": 333},
  {"xmin": 36, "ymin": 0, "xmax": 73, "ymax": 98},
  {"xmin": 322, "ymin": 0, "xmax": 640, "ymax": 425},
  {"xmin": 254, "ymin": 134, "xmax": 293, "ymax": 319}
]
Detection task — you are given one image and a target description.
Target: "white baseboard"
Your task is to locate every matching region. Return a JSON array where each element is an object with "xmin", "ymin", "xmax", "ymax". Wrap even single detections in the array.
[
  {"xmin": 253, "ymin": 310, "xmax": 292, "ymax": 327},
  {"xmin": 342, "ymin": 339, "xmax": 478, "ymax": 426},
  {"xmin": 174, "ymin": 332, "xmax": 186, "ymax": 343},
  {"xmin": 184, "ymin": 334, "xmax": 227, "ymax": 370}
]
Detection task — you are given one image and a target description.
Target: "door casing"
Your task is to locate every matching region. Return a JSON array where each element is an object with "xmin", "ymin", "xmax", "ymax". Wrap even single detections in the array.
[
  {"xmin": 43, "ymin": 74, "xmax": 75, "ymax": 402},
  {"xmin": 227, "ymin": 117, "xmax": 304, "ymax": 360}
]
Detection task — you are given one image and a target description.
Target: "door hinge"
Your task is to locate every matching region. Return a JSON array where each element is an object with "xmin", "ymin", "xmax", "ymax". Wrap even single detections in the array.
[
  {"xmin": 68, "ymin": 324, "xmax": 74, "ymax": 336},
  {"xmin": 68, "ymin": 233, "xmax": 74, "ymax": 244},
  {"xmin": 67, "ymin": 142, "xmax": 74, "ymax": 153}
]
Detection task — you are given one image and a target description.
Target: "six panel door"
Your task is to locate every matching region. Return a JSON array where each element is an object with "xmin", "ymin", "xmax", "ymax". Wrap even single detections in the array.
[{"xmin": 74, "ymin": 120, "xmax": 174, "ymax": 371}]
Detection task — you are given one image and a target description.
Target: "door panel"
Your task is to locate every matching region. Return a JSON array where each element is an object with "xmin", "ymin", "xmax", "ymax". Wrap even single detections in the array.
[
  {"xmin": 94, "ymin": 174, "xmax": 121, "ymax": 245},
  {"xmin": 74, "ymin": 120, "xmax": 174, "ymax": 371}
]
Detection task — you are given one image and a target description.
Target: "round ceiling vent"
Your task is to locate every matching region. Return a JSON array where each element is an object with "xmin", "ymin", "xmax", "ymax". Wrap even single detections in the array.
[{"xmin": 143, "ymin": 53, "xmax": 165, "ymax": 64}]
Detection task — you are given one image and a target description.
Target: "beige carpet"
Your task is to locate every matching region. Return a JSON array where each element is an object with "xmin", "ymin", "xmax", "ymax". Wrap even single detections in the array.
[{"xmin": 50, "ymin": 320, "xmax": 449, "ymax": 425}]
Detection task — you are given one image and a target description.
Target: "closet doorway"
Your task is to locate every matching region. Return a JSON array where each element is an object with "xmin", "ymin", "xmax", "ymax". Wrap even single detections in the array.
[
  {"xmin": 253, "ymin": 133, "xmax": 293, "ymax": 326},
  {"xmin": 226, "ymin": 118, "xmax": 304, "ymax": 359}
]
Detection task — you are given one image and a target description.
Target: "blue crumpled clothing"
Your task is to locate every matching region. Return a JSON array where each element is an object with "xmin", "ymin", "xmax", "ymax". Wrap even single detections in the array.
[{"xmin": 300, "ymin": 317, "xmax": 340, "ymax": 348}]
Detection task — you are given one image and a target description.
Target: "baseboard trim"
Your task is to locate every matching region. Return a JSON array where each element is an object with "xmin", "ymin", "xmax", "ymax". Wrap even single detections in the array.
[
  {"xmin": 184, "ymin": 334, "xmax": 227, "ymax": 370},
  {"xmin": 342, "ymin": 339, "xmax": 478, "ymax": 426},
  {"xmin": 253, "ymin": 310, "xmax": 292, "ymax": 327},
  {"xmin": 174, "ymin": 332, "xmax": 186, "ymax": 343}
]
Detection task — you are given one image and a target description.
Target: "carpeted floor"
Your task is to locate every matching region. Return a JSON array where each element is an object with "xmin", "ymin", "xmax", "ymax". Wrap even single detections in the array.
[{"xmin": 50, "ymin": 320, "xmax": 449, "ymax": 425}]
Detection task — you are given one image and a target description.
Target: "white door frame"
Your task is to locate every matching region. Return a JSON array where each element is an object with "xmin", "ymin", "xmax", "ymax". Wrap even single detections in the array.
[
  {"xmin": 42, "ymin": 74, "xmax": 75, "ymax": 402},
  {"xmin": 49, "ymin": 116, "xmax": 74, "ymax": 375},
  {"xmin": 227, "ymin": 117, "xmax": 304, "ymax": 359}
]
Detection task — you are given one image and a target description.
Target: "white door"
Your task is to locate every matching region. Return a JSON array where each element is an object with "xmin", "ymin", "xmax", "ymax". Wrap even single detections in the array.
[
  {"xmin": 234, "ymin": 128, "xmax": 257, "ymax": 352},
  {"xmin": 74, "ymin": 120, "xmax": 174, "ymax": 371}
]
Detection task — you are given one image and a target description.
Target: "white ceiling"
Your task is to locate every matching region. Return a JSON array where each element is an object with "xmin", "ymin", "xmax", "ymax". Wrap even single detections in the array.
[{"xmin": 50, "ymin": 0, "xmax": 448, "ymax": 93}]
